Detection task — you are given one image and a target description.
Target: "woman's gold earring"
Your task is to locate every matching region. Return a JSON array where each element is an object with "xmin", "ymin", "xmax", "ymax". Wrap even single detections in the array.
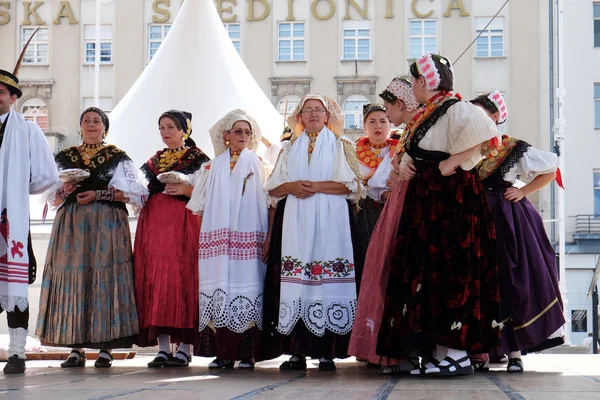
[{"xmin": 225, "ymin": 140, "xmax": 230, "ymax": 146}]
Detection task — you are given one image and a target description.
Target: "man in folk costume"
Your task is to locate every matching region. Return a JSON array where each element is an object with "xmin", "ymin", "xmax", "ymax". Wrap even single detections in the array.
[{"xmin": 0, "ymin": 39, "xmax": 59, "ymax": 374}]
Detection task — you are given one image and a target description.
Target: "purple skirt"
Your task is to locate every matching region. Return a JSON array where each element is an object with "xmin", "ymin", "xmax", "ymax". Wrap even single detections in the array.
[{"xmin": 487, "ymin": 189, "xmax": 565, "ymax": 353}]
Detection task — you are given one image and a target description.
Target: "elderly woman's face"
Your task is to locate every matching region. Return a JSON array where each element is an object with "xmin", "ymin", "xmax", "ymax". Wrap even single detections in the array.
[
  {"xmin": 80, "ymin": 111, "xmax": 105, "ymax": 144},
  {"xmin": 159, "ymin": 116, "xmax": 186, "ymax": 149},
  {"xmin": 299, "ymin": 99, "xmax": 328, "ymax": 133},
  {"xmin": 225, "ymin": 120, "xmax": 252, "ymax": 152}
]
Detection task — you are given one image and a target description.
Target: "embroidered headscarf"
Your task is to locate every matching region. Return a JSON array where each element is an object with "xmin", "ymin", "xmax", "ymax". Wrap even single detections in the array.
[
  {"xmin": 209, "ymin": 109, "xmax": 262, "ymax": 156},
  {"xmin": 287, "ymin": 94, "xmax": 344, "ymax": 137},
  {"xmin": 379, "ymin": 77, "xmax": 420, "ymax": 111}
]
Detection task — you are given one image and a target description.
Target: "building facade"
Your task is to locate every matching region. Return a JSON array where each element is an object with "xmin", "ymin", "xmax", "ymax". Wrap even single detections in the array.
[{"xmin": 6, "ymin": 1, "xmax": 600, "ymax": 344}]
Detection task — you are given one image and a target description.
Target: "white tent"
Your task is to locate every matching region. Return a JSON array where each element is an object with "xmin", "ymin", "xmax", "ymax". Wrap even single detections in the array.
[{"xmin": 109, "ymin": 0, "xmax": 283, "ymax": 166}]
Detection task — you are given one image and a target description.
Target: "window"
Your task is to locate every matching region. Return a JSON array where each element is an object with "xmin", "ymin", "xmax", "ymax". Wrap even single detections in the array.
[
  {"xmin": 595, "ymin": 83, "xmax": 600, "ymax": 129},
  {"xmin": 21, "ymin": 27, "xmax": 49, "ymax": 64},
  {"xmin": 149, "ymin": 24, "xmax": 171, "ymax": 61},
  {"xmin": 475, "ymin": 17, "xmax": 505, "ymax": 57},
  {"xmin": 277, "ymin": 94, "xmax": 301, "ymax": 119},
  {"xmin": 21, "ymin": 98, "xmax": 48, "ymax": 132},
  {"xmin": 409, "ymin": 19, "xmax": 437, "ymax": 60},
  {"xmin": 594, "ymin": 170, "xmax": 600, "ymax": 216},
  {"xmin": 83, "ymin": 97, "xmax": 114, "ymax": 114},
  {"xmin": 343, "ymin": 94, "xmax": 370, "ymax": 129},
  {"xmin": 224, "ymin": 23, "xmax": 241, "ymax": 54},
  {"xmin": 572, "ymin": 310, "xmax": 588, "ymax": 333},
  {"xmin": 278, "ymin": 22, "xmax": 305, "ymax": 62},
  {"xmin": 343, "ymin": 22, "xmax": 371, "ymax": 60},
  {"xmin": 84, "ymin": 25, "xmax": 113, "ymax": 64},
  {"xmin": 595, "ymin": 3, "xmax": 600, "ymax": 47}
]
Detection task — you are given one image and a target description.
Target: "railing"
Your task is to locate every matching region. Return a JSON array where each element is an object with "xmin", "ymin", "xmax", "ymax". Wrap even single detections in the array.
[{"xmin": 574, "ymin": 215, "xmax": 600, "ymax": 234}]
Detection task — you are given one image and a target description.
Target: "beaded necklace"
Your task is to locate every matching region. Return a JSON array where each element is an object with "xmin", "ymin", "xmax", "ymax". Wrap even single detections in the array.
[
  {"xmin": 307, "ymin": 131, "xmax": 319, "ymax": 156},
  {"xmin": 230, "ymin": 150, "xmax": 241, "ymax": 171},
  {"xmin": 158, "ymin": 146, "xmax": 187, "ymax": 172},
  {"xmin": 78, "ymin": 142, "xmax": 105, "ymax": 165}
]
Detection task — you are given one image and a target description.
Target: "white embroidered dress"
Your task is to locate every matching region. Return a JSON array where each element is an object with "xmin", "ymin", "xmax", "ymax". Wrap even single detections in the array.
[
  {"xmin": 187, "ymin": 148, "xmax": 268, "ymax": 333},
  {"xmin": 265, "ymin": 127, "xmax": 363, "ymax": 337}
]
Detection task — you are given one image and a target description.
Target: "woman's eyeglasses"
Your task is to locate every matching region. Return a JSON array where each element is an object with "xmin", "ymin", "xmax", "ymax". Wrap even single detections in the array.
[
  {"xmin": 230, "ymin": 129, "xmax": 252, "ymax": 136},
  {"xmin": 301, "ymin": 108, "xmax": 327, "ymax": 115}
]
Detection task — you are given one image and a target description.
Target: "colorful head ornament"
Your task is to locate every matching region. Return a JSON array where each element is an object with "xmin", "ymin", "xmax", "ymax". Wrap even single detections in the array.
[
  {"xmin": 488, "ymin": 90, "xmax": 508, "ymax": 124},
  {"xmin": 379, "ymin": 77, "xmax": 420, "ymax": 111},
  {"xmin": 410, "ymin": 53, "xmax": 455, "ymax": 92}
]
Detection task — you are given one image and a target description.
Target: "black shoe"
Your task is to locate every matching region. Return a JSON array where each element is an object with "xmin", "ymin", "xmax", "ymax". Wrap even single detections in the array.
[
  {"xmin": 165, "ymin": 351, "xmax": 190, "ymax": 367},
  {"xmin": 94, "ymin": 350, "xmax": 113, "ymax": 368},
  {"xmin": 318, "ymin": 359, "xmax": 336, "ymax": 371},
  {"xmin": 3, "ymin": 355, "xmax": 26, "ymax": 374},
  {"xmin": 208, "ymin": 357, "xmax": 234, "ymax": 369},
  {"xmin": 147, "ymin": 351, "xmax": 173, "ymax": 368},
  {"xmin": 507, "ymin": 358, "xmax": 524, "ymax": 373},
  {"xmin": 280, "ymin": 355, "xmax": 307, "ymax": 371},
  {"xmin": 61, "ymin": 350, "xmax": 86, "ymax": 368}
]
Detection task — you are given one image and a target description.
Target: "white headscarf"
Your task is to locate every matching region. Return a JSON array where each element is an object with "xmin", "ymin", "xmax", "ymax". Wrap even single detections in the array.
[{"xmin": 209, "ymin": 109, "xmax": 262, "ymax": 156}]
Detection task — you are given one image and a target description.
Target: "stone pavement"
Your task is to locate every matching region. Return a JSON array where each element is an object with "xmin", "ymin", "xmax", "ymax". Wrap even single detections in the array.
[{"xmin": 1, "ymin": 354, "xmax": 599, "ymax": 400}]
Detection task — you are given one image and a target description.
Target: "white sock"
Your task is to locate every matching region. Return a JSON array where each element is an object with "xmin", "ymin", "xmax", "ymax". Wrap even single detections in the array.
[
  {"xmin": 99, "ymin": 350, "xmax": 112, "ymax": 360},
  {"xmin": 176, "ymin": 343, "xmax": 191, "ymax": 360},
  {"xmin": 319, "ymin": 357, "xmax": 332, "ymax": 363},
  {"xmin": 509, "ymin": 351, "xmax": 521, "ymax": 359},
  {"xmin": 157, "ymin": 334, "xmax": 171, "ymax": 359},
  {"xmin": 8, "ymin": 327, "xmax": 27, "ymax": 360},
  {"xmin": 69, "ymin": 348, "xmax": 85, "ymax": 361}
]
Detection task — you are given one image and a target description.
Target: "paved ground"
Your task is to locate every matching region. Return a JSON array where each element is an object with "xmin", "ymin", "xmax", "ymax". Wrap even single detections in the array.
[{"xmin": 1, "ymin": 354, "xmax": 599, "ymax": 400}]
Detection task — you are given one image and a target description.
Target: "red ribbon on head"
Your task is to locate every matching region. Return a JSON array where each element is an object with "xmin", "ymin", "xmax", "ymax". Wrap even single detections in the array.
[
  {"xmin": 455, "ymin": 92, "xmax": 463, "ymax": 101},
  {"xmin": 555, "ymin": 167, "xmax": 564, "ymax": 190}
]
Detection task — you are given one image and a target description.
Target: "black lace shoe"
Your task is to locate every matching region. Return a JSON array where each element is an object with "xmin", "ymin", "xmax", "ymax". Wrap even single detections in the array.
[
  {"xmin": 61, "ymin": 350, "xmax": 86, "ymax": 368},
  {"xmin": 165, "ymin": 351, "xmax": 190, "ymax": 367},
  {"xmin": 147, "ymin": 351, "xmax": 173, "ymax": 368},
  {"xmin": 318, "ymin": 359, "xmax": 336, "ymax": 371},
  {"xmin": 3, "ymin": 355, "xmax": 26, "ymax": 374},
  {"xmin": 279, "ymin": 355, "xmax": 307, "ymax": 371},
  {"xmin": 94, "ymin": 350, "xmax": 113, "ymax": 368}
]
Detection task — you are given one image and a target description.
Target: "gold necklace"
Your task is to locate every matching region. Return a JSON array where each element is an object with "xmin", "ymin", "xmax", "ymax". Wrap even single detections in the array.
[
  {"xmin": 307, "ymin": 132, "xmax": 319, "ymax": 155},
  {"xmin": 230, "ymin": 150, "xmax": 241, "ymax": 172},
  {"xmin": 158, "ymin": 146, "xmax": 187, "ymax": 172},
  {"xmin": 78, "ymin": 142, "xmax": 105, "ymax": 165}
]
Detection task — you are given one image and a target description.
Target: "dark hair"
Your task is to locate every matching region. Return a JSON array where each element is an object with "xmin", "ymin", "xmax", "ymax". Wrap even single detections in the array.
[
  {"xmin": 362, "ymin": 104, "xmax": 386, "ymax": 123},
  {"xmin": 470, "ymin": 93, "xmax": 497, "ymax": 113},
  {"xmin": 409, "ymin": 54, "xmax": 454, "ymax": 92},
  {"xmin": 80, "ymin": 107, "xmax": 109, "ymax": 133}
]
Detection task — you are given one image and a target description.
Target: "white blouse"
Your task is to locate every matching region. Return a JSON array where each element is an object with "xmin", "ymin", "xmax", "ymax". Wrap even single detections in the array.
[
  {"xmin": 264, "ymin": 134, "xmax": 364, "ymax": 208},
  {"xmin": 402, "ymin": 101, "xmax": 499, "ymax": 171},
  {"xmin": 504, "ymin": 146, "xmax": 558, "ymax": 184},
  {"xmin": 44, "ymin": 159, "xmax": 149, "ymax": 214}
]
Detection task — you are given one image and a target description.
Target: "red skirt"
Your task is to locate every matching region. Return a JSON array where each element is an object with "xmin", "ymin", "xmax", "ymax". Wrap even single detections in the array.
[
  {"xmin": 348, "ymin": 181, "xmax": 408, "ymax": 366},
  {"xmin": 134, "ymin": 193, "xmax": 200, "ymax": 346}
]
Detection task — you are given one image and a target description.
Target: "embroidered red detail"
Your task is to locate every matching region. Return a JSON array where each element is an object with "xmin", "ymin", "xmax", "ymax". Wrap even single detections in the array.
[
  {"xmin": 199, "ymin": 228, "xmax": 266, "ymax": 260},
  {"xmin": 10, "ymin": 241, "xmax": 24, "ymax": 258}
]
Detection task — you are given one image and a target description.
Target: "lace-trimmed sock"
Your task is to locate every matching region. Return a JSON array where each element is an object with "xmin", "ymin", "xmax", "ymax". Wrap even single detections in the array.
[
  {"xmin": 157, "ymin": 334, "xmax": 171, "ymax": 360},
  {"xmin": 175, "ymin": 343, "xmax": 191, "ymax": 361}
]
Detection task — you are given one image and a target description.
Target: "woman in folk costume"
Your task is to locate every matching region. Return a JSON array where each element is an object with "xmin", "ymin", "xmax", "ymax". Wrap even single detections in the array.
[
  {"xmin": 0, "ymin": 58, "xmax": 58, "ymax": 373},
  {"xmin": 348, "ymin": 78, "xmax": 422, "ymax": 372},
  {"xmin": 263, "ymin": 94, "xmax": 363, "ymax": 371},
  {"xmin": 135, "ymin": 110, "xmax": 210, "ymax": 368},
  {"xmin": 376, "ymin": 54, "xmax": 501, "ymax": 377},
  {"xmin": 187, "ymin": 109, "xmax": 269, "ymax": 370},
  {"xmin": 469, "ymin": 91, "xmax": 565, "ymax": 373},
  {"xmin": 36, "ymin": 107, "xmax": 147, "ymax": 368},
  {"xmin": 350, "ymin": 104, "xmax": 397, "ymax": 291}
]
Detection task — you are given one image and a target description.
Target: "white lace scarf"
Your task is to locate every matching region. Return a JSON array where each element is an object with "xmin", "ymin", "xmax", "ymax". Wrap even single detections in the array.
[
  {"xmin": 198, "ymin": 148, "xmax": 268, "ymax": 333},
  {"xmin": 277, "ymin": 127, "xmax": 357, "ymax": 337}
]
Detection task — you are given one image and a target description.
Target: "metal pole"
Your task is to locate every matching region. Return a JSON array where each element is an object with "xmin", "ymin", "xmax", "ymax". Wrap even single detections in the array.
[
  {"xmin": 593, "ymin": 286, "xmax": 598, "ymax": 354},
  {"xmin": 549, "ymin": 0, "xmax": 556, "ymax": 243},
  {"xmin": 94, "ymin": 0, "xmax": 101, "ymax": 107},
  {"xmin": 554, "ymin": 0, "xmax": 570, "ymax": 345}
]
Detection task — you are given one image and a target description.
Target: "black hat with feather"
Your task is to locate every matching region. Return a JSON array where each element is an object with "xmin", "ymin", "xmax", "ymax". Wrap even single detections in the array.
[{"xmin": 0, "ymin": 27, "xmax": 40, "ymax": 99}]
